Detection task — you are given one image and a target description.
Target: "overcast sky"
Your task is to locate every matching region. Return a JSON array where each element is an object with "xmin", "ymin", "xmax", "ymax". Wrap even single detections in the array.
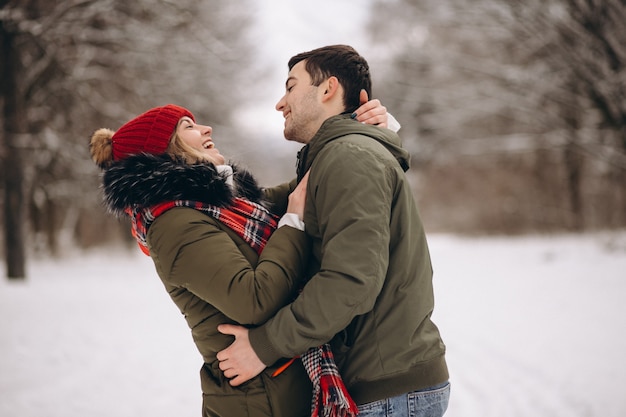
[{"xmin": 236, "ymin": 1, "xmax": 374, "ymax": 137}]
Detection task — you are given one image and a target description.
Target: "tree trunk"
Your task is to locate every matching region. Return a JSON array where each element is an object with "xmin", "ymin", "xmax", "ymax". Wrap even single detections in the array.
[
  {"xmin": 563, "ymin": 142, "xmax": 584, "ymax": 231},
  {"xmin": 1, "ymin": 20, "xmax": 27, "ymax": 279}
]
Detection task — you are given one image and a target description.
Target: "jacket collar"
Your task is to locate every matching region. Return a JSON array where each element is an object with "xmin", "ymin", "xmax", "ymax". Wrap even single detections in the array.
[
  {"xmin": 101, "ymin": 153, "xmax": 265, "ymax": 216},
  {"xmin": 296, "ymin": 114, "xmax": 410, "ymax": 180}
]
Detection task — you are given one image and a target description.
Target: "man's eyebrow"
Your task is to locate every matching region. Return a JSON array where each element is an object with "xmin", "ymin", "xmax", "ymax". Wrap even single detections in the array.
[{"xmin": 285, "ymin": 76, "xmax": 296, "ymax": 87}]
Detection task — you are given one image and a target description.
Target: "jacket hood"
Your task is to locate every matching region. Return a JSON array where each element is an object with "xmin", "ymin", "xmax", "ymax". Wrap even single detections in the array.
[
  {"xmin": 101, "ymin": 153, "xmax": 265, "ymax": 217},
  {"xmin": 297, "ymin": 114, "xmax": 410, "ymax": 179}
]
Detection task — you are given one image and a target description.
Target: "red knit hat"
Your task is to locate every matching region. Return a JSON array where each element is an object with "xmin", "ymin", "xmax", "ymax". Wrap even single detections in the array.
[{"xmin": 111, "ymin": 104, "xmax": 195, "ymax": 161}]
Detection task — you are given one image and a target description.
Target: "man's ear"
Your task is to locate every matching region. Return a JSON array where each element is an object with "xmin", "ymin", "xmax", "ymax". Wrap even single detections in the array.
[{"xmin": 321, "ymin": 76, "xmax": 341, "ymax": 103}]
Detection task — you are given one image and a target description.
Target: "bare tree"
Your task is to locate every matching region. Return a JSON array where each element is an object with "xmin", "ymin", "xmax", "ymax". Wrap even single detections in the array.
[
  {"xmin": 1, "ymin": 0, "xmax": 255, "ymax": 278},
  {"xmin": 367, "ymin": 0, "xmax": 626, "ymax": 233},
  {"xmin": 512, "ymin": 0, "xmax": 626, "ymax": 227},
  {"xmin": 1, "ymin": 0, "xmax": 27, "ymax": 278}
]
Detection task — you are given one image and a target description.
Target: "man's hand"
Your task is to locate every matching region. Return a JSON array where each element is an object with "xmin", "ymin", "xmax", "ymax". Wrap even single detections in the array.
[
  {"xmin": 216, "ymin": 324, "xmax": 266, "ymax": 386},
  {"xmin": 352, "ymin": 89, "xmax": 388, "ymax": 128}
]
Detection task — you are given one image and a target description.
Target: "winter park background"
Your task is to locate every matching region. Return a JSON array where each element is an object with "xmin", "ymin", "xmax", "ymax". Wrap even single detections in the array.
[
  {"xmin": 2, "ymin": 1, "xmax": 626, "ymax": 416},
  {"xmin": 2, "ymin": 231, "xmax": 625, "ymax": 417}
]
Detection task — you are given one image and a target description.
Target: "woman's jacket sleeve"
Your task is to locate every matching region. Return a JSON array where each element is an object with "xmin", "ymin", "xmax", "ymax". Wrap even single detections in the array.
[{"xmin": 147, "ymin": 207, "xmax": 309, "ymax": 325}]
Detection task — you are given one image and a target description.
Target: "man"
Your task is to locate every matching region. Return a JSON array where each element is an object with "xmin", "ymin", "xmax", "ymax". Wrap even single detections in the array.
[{"xmin": 218, "ymin": 45, "xmax": 450, "ymax": 416}]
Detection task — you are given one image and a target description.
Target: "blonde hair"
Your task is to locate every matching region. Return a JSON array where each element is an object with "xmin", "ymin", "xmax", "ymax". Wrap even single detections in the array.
[{"xmin": 166, "ymin": 119, "xmax": 221, "ymax": 165}]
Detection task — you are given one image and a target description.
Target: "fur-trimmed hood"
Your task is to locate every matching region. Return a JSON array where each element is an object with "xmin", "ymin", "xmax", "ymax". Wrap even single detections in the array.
[{"xmin": 101, "ymin": 153, "xmax": 265, "ymax": 217}]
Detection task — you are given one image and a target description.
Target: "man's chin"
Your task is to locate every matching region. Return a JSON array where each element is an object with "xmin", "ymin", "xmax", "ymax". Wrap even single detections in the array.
[{"xmin": 283, "ymin": 129, "xmax": 302, "ymax": 144}]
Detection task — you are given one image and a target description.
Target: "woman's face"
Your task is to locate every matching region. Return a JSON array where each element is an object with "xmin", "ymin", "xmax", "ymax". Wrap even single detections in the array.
[{"xmin": 176, "ymin": 116, "xmax": 225, "ymax": 165}]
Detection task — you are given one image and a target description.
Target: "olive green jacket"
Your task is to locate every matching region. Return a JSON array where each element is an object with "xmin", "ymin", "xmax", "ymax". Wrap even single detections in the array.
[
  {"xmin": 102, "ymin": 154, "xmax": 312, "ymax": 417},
  {"xmin": 250, "ymin": 114, "xmax": 449, "ymax": 405},
  {"xmin": 148, "ymin": 209, "xmax": 312, "ymax": 417}
]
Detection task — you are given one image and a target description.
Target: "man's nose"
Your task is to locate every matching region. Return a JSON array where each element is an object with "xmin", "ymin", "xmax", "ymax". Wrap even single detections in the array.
[{"xmin": 275, "ymin": 96, "xmax": 286, "ymax": 111}]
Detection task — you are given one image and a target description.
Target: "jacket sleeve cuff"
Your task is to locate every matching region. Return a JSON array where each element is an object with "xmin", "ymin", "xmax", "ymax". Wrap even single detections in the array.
[{"xmin": 249, "ymin": 325, "xmax": 283, "ymax": 366}]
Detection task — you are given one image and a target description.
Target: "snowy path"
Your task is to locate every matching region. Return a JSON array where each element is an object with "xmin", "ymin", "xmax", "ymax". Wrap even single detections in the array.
[
  {"xmin": 1, "ymin": 232, "xmax": 625, "ymax": 417},
  {"xmin": 430, "ymin": 234, "xmax": 626, "ymax": 417}
]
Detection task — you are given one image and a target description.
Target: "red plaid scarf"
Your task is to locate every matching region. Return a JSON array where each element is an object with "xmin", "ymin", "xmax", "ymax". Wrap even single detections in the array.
[
  {"xmin": 127, "ymin": 197, "xmax": 278, "ymax": 256},
  {"xmin": 302, "ymin": 344, "xmax": 359, "ymax": 417},
  {"xmin": 128, "ymin": 196, "xmax": 357, "ymax": 417}
]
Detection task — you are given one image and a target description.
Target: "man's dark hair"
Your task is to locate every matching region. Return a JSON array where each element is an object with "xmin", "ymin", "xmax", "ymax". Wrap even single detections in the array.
[{"xmin": 288, "ymin": 45, "xmax": 372, "ymax": 114}]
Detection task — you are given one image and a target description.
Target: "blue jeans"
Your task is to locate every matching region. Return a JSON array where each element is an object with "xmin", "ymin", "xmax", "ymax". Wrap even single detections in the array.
[{"xmin": 357, "ymin": 382, "xmax": 451, "ymax": 417}]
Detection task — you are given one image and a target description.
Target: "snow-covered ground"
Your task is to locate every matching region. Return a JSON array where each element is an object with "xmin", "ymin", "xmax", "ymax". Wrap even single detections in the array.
[{"xmin": 1, "ymin": 231, "xmax": 625, "ymax": 417}]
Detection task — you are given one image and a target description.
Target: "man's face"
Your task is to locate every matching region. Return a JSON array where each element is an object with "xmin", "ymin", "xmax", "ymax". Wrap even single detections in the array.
[{"xmin": 275, "ymin": 61, "xmax": 324, "ymax": 144}]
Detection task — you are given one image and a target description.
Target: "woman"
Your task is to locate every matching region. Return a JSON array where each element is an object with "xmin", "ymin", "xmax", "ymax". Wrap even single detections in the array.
[{"xmin": 90, "ymin": 102, "xmax": 391, "ymax": 417}]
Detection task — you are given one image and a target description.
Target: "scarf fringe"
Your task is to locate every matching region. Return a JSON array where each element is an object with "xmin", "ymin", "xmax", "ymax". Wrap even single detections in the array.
[{"xmin": 303, "ymin": 344, "xmax": 359, "ymax": 417}]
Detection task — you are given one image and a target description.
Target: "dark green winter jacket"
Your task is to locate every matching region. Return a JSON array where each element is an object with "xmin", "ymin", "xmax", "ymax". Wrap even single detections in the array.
[
  {"xmin": 250, "ymin": 114, "xmax": 449, "ymax": 405},
  {"xmin": 101, "ymin": 154, "xmax": 312, "ymax": 417}
]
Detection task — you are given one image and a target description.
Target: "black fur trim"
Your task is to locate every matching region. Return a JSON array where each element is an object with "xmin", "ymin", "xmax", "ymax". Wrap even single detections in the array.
[{"xmin": 101, "ymin": 153, "xmax": 265, "ymax": 216}]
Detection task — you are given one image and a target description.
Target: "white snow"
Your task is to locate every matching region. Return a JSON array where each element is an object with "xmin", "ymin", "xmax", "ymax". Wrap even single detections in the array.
[{"xmin": 1, "ymin": 231, "xmax": 625, "ymax": 417}]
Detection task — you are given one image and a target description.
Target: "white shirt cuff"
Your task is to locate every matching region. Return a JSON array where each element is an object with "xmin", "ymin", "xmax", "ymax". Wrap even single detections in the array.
[
  {"xmin": 387, "ymin": 113, "xmax": 401, "ymax": 132},
  {"xmin": 278, "ymin": 213, "xmax": 305, "ymax": 231}
]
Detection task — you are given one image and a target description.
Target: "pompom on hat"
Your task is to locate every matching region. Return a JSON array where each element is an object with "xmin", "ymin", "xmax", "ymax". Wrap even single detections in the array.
[{"xmin": 90, "ymin": 104, "xmax": 194, "ymax": 168}]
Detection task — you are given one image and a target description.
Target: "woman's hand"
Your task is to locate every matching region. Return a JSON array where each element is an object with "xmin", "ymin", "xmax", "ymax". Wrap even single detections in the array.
[
  {"xmin": 286, "ymin": 171, "xmax": 309, "ymax": 220},
  {"xmin": 352, "ymin": 90, "xmax": 388, "ymax": 128}
]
